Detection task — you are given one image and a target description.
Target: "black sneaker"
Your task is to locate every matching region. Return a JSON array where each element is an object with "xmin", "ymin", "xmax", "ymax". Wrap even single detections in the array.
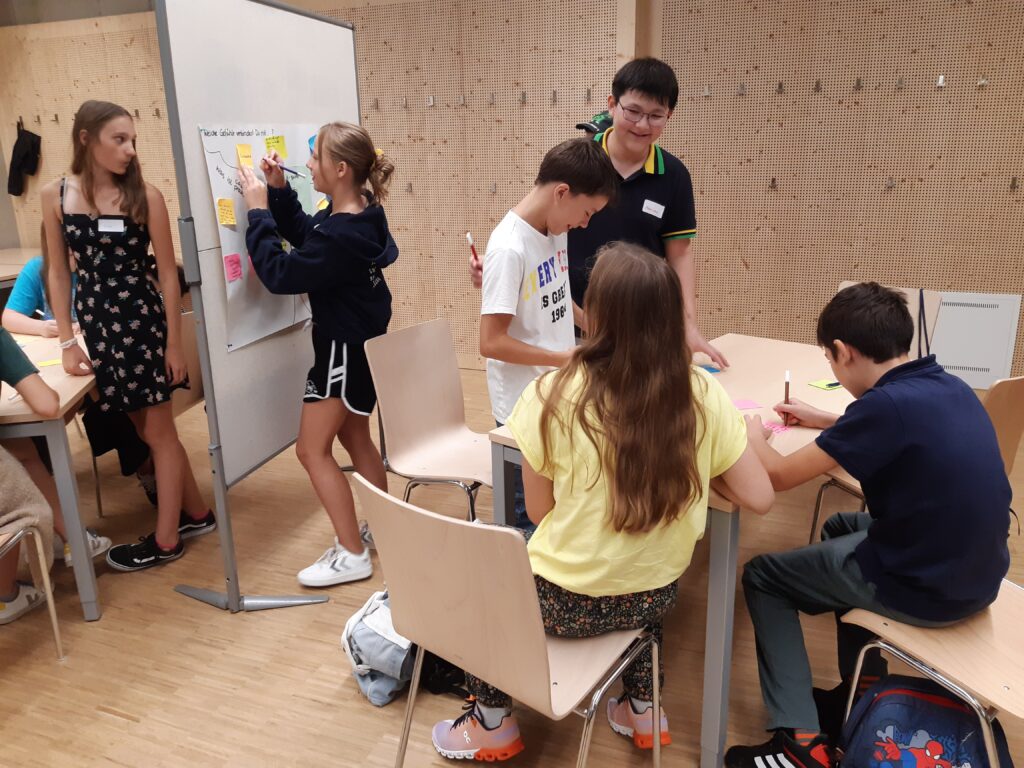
[
  {"xmin": 178, "ymin": 509, "xmax": 217, "ymax": 539},
  {"xmin": 725, "ymin": 730, "xmax": 834, "ymax": 768},
  {"xmin": 106, "ymin": 533, "xmax": 184, "ymax": 572}
]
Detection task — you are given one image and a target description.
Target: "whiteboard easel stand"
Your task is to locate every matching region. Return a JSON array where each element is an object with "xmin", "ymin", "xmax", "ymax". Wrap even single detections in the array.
[{"xmin": 155, "ymin": 0, "xmax": 345, "ymax": 613}]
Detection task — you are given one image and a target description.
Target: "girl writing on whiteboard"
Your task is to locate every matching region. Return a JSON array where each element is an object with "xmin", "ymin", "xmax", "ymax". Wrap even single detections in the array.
[
  {"xmin": 41, "ymin": 100, "xmax": 214, "ymax": 573},
  {"xmin": 239, "ymin": 122, "xmax": 397, "ymax": 587}
]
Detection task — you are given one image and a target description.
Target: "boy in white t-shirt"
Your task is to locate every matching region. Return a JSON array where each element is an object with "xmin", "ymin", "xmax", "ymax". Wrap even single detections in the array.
[{"xmin": 481, "ymin": 138, "xmax": 618, "ymax": 530}]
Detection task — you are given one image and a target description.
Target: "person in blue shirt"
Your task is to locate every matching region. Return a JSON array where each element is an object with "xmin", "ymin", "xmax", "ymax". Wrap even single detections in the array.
[
  {"xmin": 725, "ymin": 282, "xmax": 1012, "ymax": 768},
  {"xmin": 1, "ymin": 236, "xmax": 156, "ymax": 510}
]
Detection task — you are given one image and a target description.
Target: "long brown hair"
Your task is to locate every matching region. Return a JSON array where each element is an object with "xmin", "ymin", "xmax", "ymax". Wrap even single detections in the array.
[
  {"xmin": 70, "ymin": 100, "xmax": 148, "ymax": 224},
  {"xmin": 537, "ymin": 242, "xmax": 703, "ymax": 533},
  {"xmin": 317, "ymin": 121, "xmax": 395, "ymax": 203}
]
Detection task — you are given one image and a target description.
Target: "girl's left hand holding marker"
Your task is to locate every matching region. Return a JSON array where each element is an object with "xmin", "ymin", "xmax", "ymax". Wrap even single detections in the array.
[{"xmin": 238, "ymin": 165, "xmax": 268, "ymax": 211}]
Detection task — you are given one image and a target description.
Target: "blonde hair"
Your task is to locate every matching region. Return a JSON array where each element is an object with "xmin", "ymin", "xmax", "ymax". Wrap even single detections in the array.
[{"xmin": 317, "ymin": 122, "xmax": 394, "ymax": 203}]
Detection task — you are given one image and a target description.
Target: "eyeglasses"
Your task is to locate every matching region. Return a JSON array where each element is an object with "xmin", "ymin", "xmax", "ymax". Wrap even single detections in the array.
[{"xmin": 616, "ymin": 102, "xmax": 669, "ymax": 127}]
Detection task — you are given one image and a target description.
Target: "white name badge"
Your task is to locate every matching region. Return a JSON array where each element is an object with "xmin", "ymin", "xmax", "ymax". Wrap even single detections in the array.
[
  {"xmin": 97, "ymin": 218, "xmax": 126, "ymax": 233},
  {"xmin": 642, "ymin": 199, "xmax": 665, "ymax": 219}
]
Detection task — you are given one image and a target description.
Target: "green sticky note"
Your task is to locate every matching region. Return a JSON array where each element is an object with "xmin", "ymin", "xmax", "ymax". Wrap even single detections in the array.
[{"xmin": 808, "ymin": 379, "xmax": 843, "ymax": 391}]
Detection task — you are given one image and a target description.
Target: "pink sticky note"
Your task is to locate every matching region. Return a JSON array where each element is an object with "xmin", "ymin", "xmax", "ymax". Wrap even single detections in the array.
[
  {"xmin": 224, "ymin": 253, "xmax": 242, "ymax": 282},
  {"xmin": 764, "ymin": 420, "xmax": 791, "ymax": 434},
  {"xmin": 733, "ymin": 398, "xmax": 763, "ymax": 410}
]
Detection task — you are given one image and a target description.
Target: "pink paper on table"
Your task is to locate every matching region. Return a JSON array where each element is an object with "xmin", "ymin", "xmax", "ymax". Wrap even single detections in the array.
[
  {"xmin": 224, "ymin": 253, "xmax": 242, "ymax": 282},
  {"xmin": 764, "ymin": 420, "xmax": 790, "ymax": 434},
  {"xmin": 733, "ymin": 398, "xmax": 763, "ymax": 410}
]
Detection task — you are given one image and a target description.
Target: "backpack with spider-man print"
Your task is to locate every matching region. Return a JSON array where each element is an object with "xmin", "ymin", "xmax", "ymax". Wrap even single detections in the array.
[{"xmin": 839, "ymin": 675, "xmax": 1014, "ymax": 768}]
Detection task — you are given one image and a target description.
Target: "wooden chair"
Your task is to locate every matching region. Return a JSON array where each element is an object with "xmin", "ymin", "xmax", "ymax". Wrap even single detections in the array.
[
  {"xmin": 364, "ymin": 319, "xmax": 491, "ymax": 520},
  {"xmin": 0, "ymin": 527, "xmax": 63, "ymax": 659},
  {"xmin": 807, "ymin": 373, "xmax": 1022, "ymax": 545},
  {"xmin": 351, "ymin": 473, "xmax": 662, "ymax": 768},
  {"xmin": 842, "ymin": 579, "xmax": 1024, "ymax": 768}
]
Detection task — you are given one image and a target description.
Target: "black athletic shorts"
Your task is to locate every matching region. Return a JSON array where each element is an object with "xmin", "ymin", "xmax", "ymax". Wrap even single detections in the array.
[{"xmin": 303, "ymin": 328, "xmax": 377, "ymax": 415}]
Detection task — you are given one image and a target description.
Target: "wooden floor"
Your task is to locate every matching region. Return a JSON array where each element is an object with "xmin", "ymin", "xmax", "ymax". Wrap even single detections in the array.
[{"xmin": 1, "ymin": 369, "xmax": 1021, "ymax": 767}]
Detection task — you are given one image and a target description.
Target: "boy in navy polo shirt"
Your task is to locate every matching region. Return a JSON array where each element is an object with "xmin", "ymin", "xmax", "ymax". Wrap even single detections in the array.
[
  {"xmin": 470, "ymin": 58, "xmax": 727, "ymax": 369},
  {"xmin": 725, "ymin": 282, "xmax": 1011, "ymax": 768}
]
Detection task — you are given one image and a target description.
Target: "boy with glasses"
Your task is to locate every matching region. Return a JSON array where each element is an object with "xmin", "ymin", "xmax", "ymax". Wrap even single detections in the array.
[{"xmin": 471, "ymin": 57, "xmax": 727, "ymax": 368}]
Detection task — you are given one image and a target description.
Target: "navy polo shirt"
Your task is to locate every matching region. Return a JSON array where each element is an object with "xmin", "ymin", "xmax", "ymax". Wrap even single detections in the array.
[
  {"xmin": 566, "ymin": 128, "xmax": 697, "ymax": 306},
  {"xmin": 816, "ymin": 356, "xmax": 1011, "ymax": 622}
]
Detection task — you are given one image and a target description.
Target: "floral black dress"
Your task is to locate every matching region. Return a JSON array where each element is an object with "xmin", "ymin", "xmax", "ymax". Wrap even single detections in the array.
[{"xmin": 60, "ymin": 178, "xmax": 183, "ymax": 412}]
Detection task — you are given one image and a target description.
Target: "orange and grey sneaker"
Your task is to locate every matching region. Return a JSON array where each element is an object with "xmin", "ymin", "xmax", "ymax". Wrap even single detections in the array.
[
  {"xmin": 606, "ymin": 695, "xmax": 672, "ymax": 749},
  {"xmin": 432, "ymin": 697, "xmax": 525, "ymax": 761}
]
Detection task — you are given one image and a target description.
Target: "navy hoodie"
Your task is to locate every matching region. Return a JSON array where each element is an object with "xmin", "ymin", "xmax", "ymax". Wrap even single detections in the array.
[{"xmin": 245, "ymin": 184, "xmax": 399, "ymax": 342}]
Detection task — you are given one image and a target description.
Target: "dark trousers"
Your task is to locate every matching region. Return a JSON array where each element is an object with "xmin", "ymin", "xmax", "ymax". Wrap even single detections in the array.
[
  {"xmin": 742, "ymin": 512, "xmax": 950, "ymax": 731},
  {"xmin": 495, "ymin": 420, "xmax": 534, "ymax": 534}
]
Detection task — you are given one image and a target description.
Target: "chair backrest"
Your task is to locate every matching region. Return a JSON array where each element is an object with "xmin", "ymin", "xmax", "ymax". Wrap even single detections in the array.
[
  {"xmin": 351, "ymin": 473, "xmax": 556, "ymax": 714},
  {"xmin": 982, "ymin": 376, "xmax": 1024, "ymax": 475},
  {"xmin": 364, "ymin": 319, "xmax": 468, "ymax": 466},
  {"xmin": 838, "ymin": 281, "xmax": 942, "ymax": 359}
]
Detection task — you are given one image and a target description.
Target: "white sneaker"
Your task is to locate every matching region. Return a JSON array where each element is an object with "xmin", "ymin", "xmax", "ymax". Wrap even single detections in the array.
[
  {"xmin": 297, "ymin": 538, "xmax": 372, "ymax": 587},
  {"xmin": 63, "ymin": 528, "xmax": 113, "ymax": 567},
  {"xmin": 0, "ymin": 583, "xmax": 44, "ymax": 625}
]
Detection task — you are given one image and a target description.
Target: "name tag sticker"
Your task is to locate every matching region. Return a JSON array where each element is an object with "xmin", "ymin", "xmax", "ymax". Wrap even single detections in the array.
[
  {"xmin": 97, "ymin": 218, "xmax": 125, "ymax": 233},
  {"xmin": 642, "ymin": 199, "xmax": 665, "ymax": 219}
]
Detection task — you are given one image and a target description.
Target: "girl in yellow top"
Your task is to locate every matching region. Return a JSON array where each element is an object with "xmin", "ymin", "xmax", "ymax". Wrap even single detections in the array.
[{"xmin": 431, "ymin": 242, "xmax": 774, "ymax": 762}]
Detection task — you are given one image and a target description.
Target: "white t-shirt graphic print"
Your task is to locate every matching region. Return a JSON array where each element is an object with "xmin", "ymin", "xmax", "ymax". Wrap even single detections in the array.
[{"xmin": 481, "ymin": 210, "xmax": 575, "ymax": 422}]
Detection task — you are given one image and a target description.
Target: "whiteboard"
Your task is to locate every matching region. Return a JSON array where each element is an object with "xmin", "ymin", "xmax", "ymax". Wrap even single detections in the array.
[
  {"xmin": 157, "ymin": 0, "xmax": 358, "ymax": 485},
  {"xmin": 199, "ymin": 123, "xmax": 320, "ymax": 350}
]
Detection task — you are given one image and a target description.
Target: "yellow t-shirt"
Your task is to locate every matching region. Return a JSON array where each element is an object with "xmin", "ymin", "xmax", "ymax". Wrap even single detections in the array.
[{"xmin": 506, "ymin": 365, "xmax": 747, "ymax": 597}]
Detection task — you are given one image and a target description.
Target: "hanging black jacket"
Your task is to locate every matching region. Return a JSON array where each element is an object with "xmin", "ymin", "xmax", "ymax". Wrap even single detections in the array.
[{"xmin": 7, "ymin": 126, "xmax": 41, "ymax": 196}]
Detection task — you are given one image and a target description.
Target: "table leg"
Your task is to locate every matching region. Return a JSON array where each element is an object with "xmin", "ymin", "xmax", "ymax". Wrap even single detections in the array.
[
  {"xmin": 490, "ymin": 443, "xmax": 520, "ymax": 527},
  {"xmin": 701, "ymin": 506, "xmax": 739, "ymax": 768},
  {"xmin": 43, "ymin": 418, "xmax": 100, "ymax": 621}
]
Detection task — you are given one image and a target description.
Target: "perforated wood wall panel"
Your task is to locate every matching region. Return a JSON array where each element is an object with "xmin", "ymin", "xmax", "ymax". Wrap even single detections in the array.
[
  {"xmin": 321, "ymin": 0, "xmax": 617, "ymax": 367},
  {"xmin": 660, "ymin": 0, "xmax": 1024, "ymax": 374},
  {"xmin": 0, "ymin": 14, "xmax": 180, "ymax": 258}
]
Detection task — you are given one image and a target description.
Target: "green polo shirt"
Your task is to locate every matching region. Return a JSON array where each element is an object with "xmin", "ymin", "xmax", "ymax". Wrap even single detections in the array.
[{"xmin": 567, "ymin": 127, "xmax": 697, "ymax": 305}]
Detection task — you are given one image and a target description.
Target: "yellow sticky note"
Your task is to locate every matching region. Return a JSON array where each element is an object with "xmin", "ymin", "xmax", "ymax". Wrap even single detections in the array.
[
  {"xmin": 217, "ymin": 198, "xmax": 236, "ymax": 226},
  {"xmin": 265, "ymin": 135, "xmax": 287, "ymax": 159},
  {"xmin": 316, "ymin": 197, "xmax": 330, "ymax": 211},
  {"xmin": 236, "ymin": 143, "xmax": 254, "ymax": 168},
  {"xmin": 38, "ymin": 359, "xmax": 62, "ymax": 367}
]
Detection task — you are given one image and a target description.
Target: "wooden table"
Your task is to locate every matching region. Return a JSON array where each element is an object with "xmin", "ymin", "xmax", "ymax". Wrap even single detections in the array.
[
  {"xmin": 488, "ymin": 333, "xmax": 856, "ymax": 768},
  {"xmin": 0, "ymin": 247, "xmax": 38, "ymax": 290},
  {"xmin": 0, "ymin": 334, "xmax": 101, "ymax": 621}
]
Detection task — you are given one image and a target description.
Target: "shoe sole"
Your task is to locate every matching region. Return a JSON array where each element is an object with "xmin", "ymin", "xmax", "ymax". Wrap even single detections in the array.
[
  {"xmin": 0, "ymin": 596, "xmax": 45, "ymax": 625},
  {"xmin": 106, "ymin": 549, "xmax": 184, "ymax": 572},
  {"xmin": 297, "ymin": 564, "xmax": 373, "ymax": 588},
  {"xmin": 64, "ymin": 541, "xmax": 113, "ymax": 567},
  {"xmin": 180, "ymin": 522, "xmax": 216, "ymax": 541},
  {"xmin": 432, "ymin": 738, "xmax": 525, "ymax": 761},
  {"xmin": 607, "ymin": 701, "xmax": 672, "ymax": 749}
]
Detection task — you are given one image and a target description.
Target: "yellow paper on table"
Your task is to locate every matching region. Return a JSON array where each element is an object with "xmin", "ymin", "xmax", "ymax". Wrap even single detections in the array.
[
  {"xmin": 38, "ymin": 359, "xmax": 62, "ymax": 367},
  {"xmin": 217, "ymin": 198, "xmax": 236, "ymax": 226},
  {"xmin": 808, "ymin": 378, "xmax": 843, "ymax": 391},
  {"xmin": 265, "ymin": 135, "xmax": 287, "ymax": 159},
  {"xmin": 236, "ymin": 143, "xmax": 254, "ymax": 168}
]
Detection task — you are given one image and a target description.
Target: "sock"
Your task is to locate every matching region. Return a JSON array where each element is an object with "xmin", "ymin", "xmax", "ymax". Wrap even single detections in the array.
[
  {"xmin": 856, "ymin": 675, "xmax": 879, "ymax": 694},
  {"xmin": 476, "ymin": 702, "xmax": 512, "ymax": 729},
  {"xmin": 629, "ymin": 695, "xmax": 653, "ymax": 713},
  {"xmin": 792, "ymin": 729, "xmax": 823, "ymax": 746}
]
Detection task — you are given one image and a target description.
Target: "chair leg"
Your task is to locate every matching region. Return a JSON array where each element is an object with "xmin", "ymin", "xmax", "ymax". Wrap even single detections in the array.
[
  {"xmin": 28, "ymin": 527, "xmax": 64, "ymax": 660},
  {"xmin": 464, "ymin": 483, "xmax": 478, "ymax": 522},
  {"xmin": 652, "ymin": 637, "xmax": 661, "ymax": 768},
  {"xmin": 395, "ymin": 644, "xmax": 425, "ymax": 768},
  {"xmin": 91, "ymin": 453, "xmax": 104, "ymax": 519},
  {"xmin": 809, "ymin": 480, "xmax": 831, "ymax": 545},
  {"xmin": 575, "ymin": 686, "xmax": 602, "ymax": 768},
  {"xmin": 402, "ymin": 481, "xmax": 421, "ymax": 504}
]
